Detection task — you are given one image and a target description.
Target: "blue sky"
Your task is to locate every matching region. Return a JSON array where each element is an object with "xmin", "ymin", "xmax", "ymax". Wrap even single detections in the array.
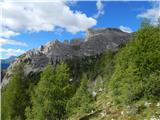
[{"xmin": 0, "ymin": 0, "xmax": 159, "ymax": 59}]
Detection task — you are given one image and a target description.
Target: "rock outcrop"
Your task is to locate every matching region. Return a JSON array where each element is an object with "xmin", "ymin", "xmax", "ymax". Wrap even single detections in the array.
[{"xmin": 2, "ymin": 28, "xmax": 132, "ymax": 87}]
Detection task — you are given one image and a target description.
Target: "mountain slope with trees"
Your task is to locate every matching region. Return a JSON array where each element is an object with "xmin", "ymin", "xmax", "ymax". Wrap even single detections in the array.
[{"xmin": 1, "ymin": 24, "xmax": 160, "ymax": 120}]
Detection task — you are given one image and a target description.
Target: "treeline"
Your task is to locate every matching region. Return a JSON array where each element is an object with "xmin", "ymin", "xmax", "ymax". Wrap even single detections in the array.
[{"xmin": 2, "ymin": 23, "xmax": 160, "ymax": 120}]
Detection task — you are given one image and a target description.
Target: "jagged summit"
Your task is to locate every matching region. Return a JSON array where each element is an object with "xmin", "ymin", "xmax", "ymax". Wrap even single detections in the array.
[
  {"xmin": 85, "ymin": 28, "xmax": 126, "ymax": 41},
  {"xmin": 2, "ymin": 28, "xmax": 132, "ymax": 87},
  {"xmin": 86, "ymin": 28, "xmax": 123, "ymax": 35}
]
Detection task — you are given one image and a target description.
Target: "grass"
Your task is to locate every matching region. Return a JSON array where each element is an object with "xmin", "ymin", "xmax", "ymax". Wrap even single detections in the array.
[{"xmin": 67, "ymin": 91, "xmax": 160, "ymax": 120}]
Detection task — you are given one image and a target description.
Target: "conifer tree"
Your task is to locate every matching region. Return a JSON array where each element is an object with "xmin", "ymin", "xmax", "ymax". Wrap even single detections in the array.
[
  {"xmin": 27, "ymin": 62, "xmax": 71, "ymax": 120},
  {"xmin": 2, "ymin": 64, "xmax": 28, "ymax": 120},
  {"xmin": 66, "ymin": 75, "xmax": 92, "ymax": 116}
]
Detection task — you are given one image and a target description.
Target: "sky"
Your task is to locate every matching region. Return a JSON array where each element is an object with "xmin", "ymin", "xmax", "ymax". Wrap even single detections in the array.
[{"xmin": 0, "ymin": 0, "xmax": 159, "ymax": 59}]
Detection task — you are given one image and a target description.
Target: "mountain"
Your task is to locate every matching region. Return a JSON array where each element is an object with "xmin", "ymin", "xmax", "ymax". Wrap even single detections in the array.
[
  {"xmin": 1, "ymin": 56, "xmax": 17, "ymax": 70},
  {"xmin": 2, "ymin": 28, "xmax": 132, "ymax": 87},
  {"xmin": 1, "ymin": 56, "xmax": 17, "ymax": 81}
]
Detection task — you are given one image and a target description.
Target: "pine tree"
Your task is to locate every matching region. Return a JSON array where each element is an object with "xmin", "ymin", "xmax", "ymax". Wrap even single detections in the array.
[
  {"xmin": 27, "ymin": 62, "xmax": 72, "ymax": 120},
  {"xmin": 66, "ymin": 75, "xmax": 92, "ymax": 116},
  {"xmin": 2, "ymin": 64, "xmax": 28, "ymax": 120}
]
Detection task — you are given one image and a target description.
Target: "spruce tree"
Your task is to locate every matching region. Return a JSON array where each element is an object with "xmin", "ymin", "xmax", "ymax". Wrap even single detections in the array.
[
  {"xmin": 27, "ymin": 62, "xmax": 71, "ymax": 120},
  {"xmin": 66, "ymin": 75, "xmax": 92, "ymax": 116},
  {"xmin": 2, "ymin": 64, "xmax": 28, "ymax": 120}
]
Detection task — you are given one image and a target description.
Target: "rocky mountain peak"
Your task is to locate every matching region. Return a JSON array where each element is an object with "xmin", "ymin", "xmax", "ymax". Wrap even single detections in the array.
[
  {"xmin": 2, "ymin": 28, "xmax": 132, "ymax": 87},
  {"xmin": 85, "ymin": 28, "xmax": 125, "ymax": 41}
]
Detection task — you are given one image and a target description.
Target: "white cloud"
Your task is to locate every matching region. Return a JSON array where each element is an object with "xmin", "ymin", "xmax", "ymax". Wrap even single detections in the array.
[
  {"xmin": 0, "ymin": 38, "xmax": 28, "ymax": 46},
  {"xmin": 0, "ymin": 48, "xmax": 25, "ymax": 57},
  {"xmin": 1, "ymin": 1, "xmax": 97, "ymax": 34},
  {"xmin": 54, "ymin": 27, "xmax": 65, "ymax": 36},
  {"xmin": 94, "ymin": 0, "xmax": 104, "ymax": 18},
  {"xmin": 119, "ymin": 25, "xmax": 132, "ymax": 33},
  {"xmin": 137, "ymin": 3, "xmax": 160, "ymax": 25},
  {"xmin": 0, "ymin": 29, "xmax": 20, "ymax": 38}
]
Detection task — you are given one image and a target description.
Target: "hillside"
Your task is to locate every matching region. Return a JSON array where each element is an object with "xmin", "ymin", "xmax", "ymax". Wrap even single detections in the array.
[
  {"xmin": 68, "ymin": 26, "xmax": 160, "ymax": 120},
  {"xmin": 1, "ymin": 26, "xmax": 160, "ymax": 120}
]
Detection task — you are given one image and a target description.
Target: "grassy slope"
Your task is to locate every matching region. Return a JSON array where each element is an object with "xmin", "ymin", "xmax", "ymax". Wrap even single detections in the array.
[{"xmin": 68, "ymin": 88, "xmax": 160, "ymax": 120}]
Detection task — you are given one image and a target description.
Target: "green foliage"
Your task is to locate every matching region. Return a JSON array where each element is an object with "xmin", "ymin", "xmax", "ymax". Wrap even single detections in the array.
[
  {"xmin": 26, "ymin": 62, "xmax": 72, "ymax": 120},
  {"xmin": 140, "ymin": 18, "xmax": 152, "ymax": 29},
  {"xmin": 109, "ymin": 26, "xmax": 160, "ymax": 104},
  {"xmin": 66, "ymin": 75, "xmax": 93, "ymax": 116},
  {"xmin": 94, "ymin": 50, "xmax": 114, "ymax": 75},
  {"xmin": 66, "ymin": 55, "xmax": 99, "ymax": 81},
  {"xmin": 2, "ymin": 64, "xmax": 29, "ymax": 120},
  {"xmin": 94, "ymin": 51, "xmax": 114, "ymax": 91}
]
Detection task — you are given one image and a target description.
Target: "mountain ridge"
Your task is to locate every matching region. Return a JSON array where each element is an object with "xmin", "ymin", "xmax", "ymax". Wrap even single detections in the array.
[
  {"xmin": 2, "ymin": 28, "xmax": 132, "ymax": 87},
  {"xmin": 1, "ymin": 56, "xmax": 17, "ymax": 69}
]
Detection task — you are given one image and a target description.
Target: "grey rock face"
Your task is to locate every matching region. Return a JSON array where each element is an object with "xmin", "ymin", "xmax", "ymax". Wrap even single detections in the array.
[{"xmin": 2, "ymin": 28, "xmax": 132, "ymax": 87}]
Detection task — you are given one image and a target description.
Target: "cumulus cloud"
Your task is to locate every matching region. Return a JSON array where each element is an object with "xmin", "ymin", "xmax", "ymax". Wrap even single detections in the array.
[
  {"xmin": 119, "ymin": 25, "xmax": 132, "ymax": 33},
  {"xmin": 0, "ymin": 48, "xmax": 25, "ymax": 57},
  {"xmin": 1, "ymin": 1, "xmax": 97, "ymax": 34},
  {"xmin": 137, "ymin": 2, "xmax": 160, "ymax": 25},
  {"xmin": 0, "ymin": 38, "xmax": 27, "ymax": 46},
  {"xmin": 94, "ymin": 0, "xmax": 104, "ymax": 18},
  {"xmin": 0, "ymin": 29, "xmax": 20, "ymax": 38}
]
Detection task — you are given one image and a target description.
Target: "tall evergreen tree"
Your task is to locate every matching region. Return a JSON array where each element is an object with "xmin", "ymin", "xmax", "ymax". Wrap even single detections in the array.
[
  {"xmin": 66, "ymin": 75, "xmax": 92, "ymax": 116},
  {"xmin": 26, "ymin": 62, "xmax": 72, "ymax": 120},
  {"xmin": 2, "ymin": 64, "xmax": 28, "ymax": 120}
]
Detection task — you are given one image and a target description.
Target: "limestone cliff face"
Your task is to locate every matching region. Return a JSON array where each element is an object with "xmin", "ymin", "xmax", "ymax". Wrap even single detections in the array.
[{"xmin": 2, "ymin": 28, "xmax": 132, "ymax": 87}]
